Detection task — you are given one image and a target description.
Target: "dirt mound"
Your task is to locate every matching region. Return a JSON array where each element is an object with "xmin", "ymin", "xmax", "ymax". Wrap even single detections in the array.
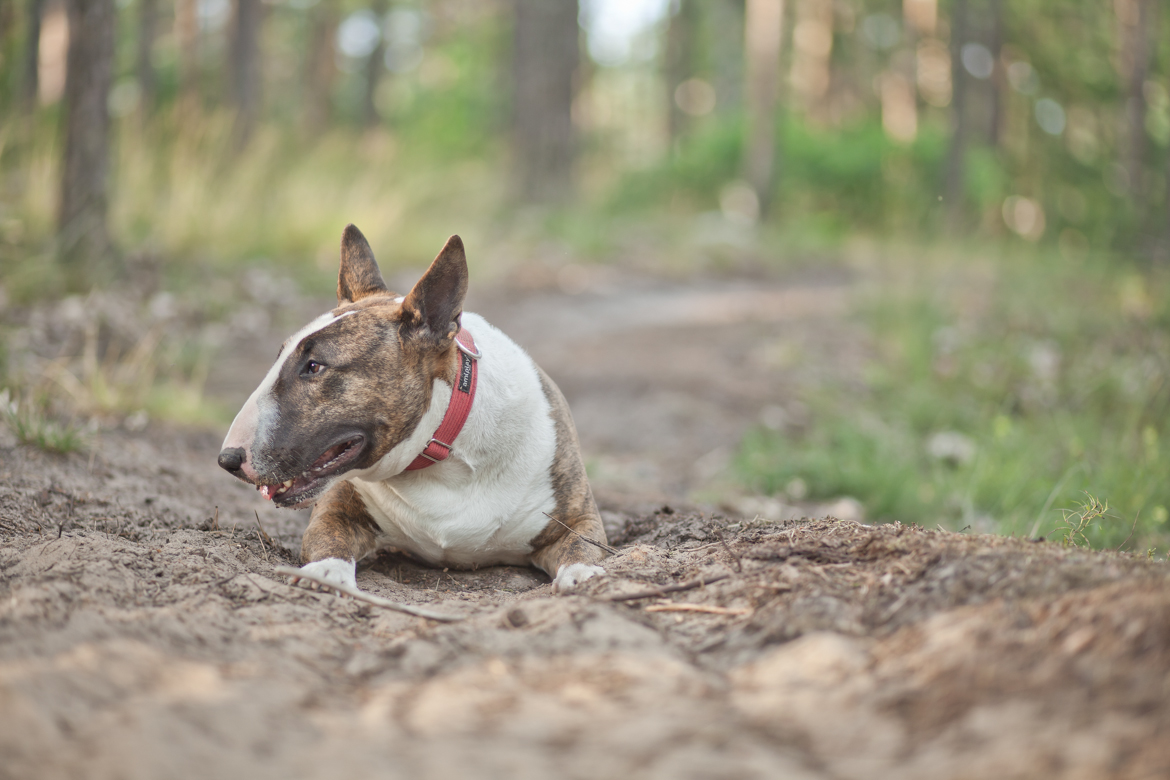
[{"xmin": 0, "ymin": 428, "xmax": 1167, "ymax": 779}]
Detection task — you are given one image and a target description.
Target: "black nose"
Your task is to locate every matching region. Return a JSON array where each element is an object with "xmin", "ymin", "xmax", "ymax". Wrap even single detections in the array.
[{"xmin": 218, "ymin": 448, "xmax": 246, "ymax": 473}]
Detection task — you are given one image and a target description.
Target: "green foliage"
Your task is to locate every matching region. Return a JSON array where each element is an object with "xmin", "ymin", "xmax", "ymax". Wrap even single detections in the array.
[
  {"xmin": 734, "ymin": 244, "xmax": 1170, "ymax": 551},
  {"xmin": 0, "ymin": 391, "xmax": 86, "ymax": 454},
  {"xmin": 1054, "ymin": 493, "xmax": 1112, "ymax": 548}
]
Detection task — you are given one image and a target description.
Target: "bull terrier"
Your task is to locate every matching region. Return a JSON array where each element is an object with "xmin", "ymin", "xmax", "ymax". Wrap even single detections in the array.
[{"xmin": 217, "ymin": 226, "xmax": 608, "ymax": 593}]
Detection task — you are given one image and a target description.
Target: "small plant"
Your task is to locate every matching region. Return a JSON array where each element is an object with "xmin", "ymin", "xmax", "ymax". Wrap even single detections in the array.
[
  {"xmin": 1054, "ymin": 493, "xmax": 1111, "ymax": 548},
  {"xmin": 0, "ymin": 390, "xmax": 86, "ymax": 454}
]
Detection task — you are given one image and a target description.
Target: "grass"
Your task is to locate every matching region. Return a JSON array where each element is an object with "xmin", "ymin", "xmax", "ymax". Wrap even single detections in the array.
[
  {"xmin": 0, "ymin": 390, "xmax": 86, "ymax": 453},
  {"xmin": 1054, "ymin": 493, "xmax": 1115, "ymax": 549},
  {"xmin": 734, "ymin": 242, "xmax": 1170, "ymax": 552}
]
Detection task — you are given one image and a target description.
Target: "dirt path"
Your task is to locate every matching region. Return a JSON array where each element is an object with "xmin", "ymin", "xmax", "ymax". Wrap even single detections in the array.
[
  {"xmin": 1, "ymin": 268, "xmax": 1168, "ymax": 779},
  {"xmin": 0, "ymin": 426, "xmax": 1167, "ymax": 779}
]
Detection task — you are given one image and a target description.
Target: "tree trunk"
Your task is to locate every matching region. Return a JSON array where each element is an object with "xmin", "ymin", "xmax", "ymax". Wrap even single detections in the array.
[
  {"xmin": 742, "ymin": 0, "xmax": 785, "ymax": 214},
  {"xmin": 943, "ymin": 0, "xmax": 969, "ymax": 229},
  {"xmin": 229, "ymin": 0, "xmax": 262, "ymax": 148},
  {"xmin": 303, "ymin": 0, "xmax": 338, "ymax": 135},
  {"xmin": 362, "ymin": 0, "xmax": 387, "ymax": 127},
  {"xmin": 136, "ymin": 0, "xmax": 158, "ymax": 119},
  {"xmin": 59, "ymin": 0, "xmax": 116, "ymax": 284},
  {"xmin": 711, "ymin": 0, "xmax": 744, "ymax": 115},
  {"xmin": 511, "ymin": 0, "xmax": 578, "ymax": 203},
  {"xmin": 1124, "ymin": 0, "xmax": 1152, "ymax": 203},
  {"xmin": 665, "ymin": 0, "xmax": 698, "ymax": 146},
  {"xmin": 174, "ymin": 0, "xmax": 199, "ymax": 120},
  {"xmin": 21, "ymin": 0, "xmax": 42, "ymax": 111},
  {"xmin": 987, "ymin": 0, "xmax": 1004, "ymax": 147}
]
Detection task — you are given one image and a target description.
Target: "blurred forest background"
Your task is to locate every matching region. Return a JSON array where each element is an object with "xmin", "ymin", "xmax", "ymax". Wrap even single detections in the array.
[{"xmin": 0, "ymin": 0, "xmax": 1169, "ymax": 550}]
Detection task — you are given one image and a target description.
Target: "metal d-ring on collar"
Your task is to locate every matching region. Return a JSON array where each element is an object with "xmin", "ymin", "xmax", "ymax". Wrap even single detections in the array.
[{"xmin": 455, "ymin": 333, "xmax": 482, "ymax": 360}]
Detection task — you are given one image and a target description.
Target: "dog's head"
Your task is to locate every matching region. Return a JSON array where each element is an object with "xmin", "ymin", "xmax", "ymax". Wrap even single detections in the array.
[{"xmin": 217, "ymin": 225, "xmax": 468, "ymax": 508}]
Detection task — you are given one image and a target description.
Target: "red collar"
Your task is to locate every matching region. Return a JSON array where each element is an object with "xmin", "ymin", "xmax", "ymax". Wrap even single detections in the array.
[{"xmin": 404, "ymin": 327, "xmax": 480, "ymax": 471}]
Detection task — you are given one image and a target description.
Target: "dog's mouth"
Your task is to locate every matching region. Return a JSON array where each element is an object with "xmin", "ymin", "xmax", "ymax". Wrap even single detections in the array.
[{"xmin": 256, "ymin": 435, "xmax": 366, "ymax": 508}]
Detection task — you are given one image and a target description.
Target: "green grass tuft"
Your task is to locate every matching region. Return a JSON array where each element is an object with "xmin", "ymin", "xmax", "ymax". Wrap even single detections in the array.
[{"xmin": 1, "ymin": 391, "xmax": 86, "ymax": 454}]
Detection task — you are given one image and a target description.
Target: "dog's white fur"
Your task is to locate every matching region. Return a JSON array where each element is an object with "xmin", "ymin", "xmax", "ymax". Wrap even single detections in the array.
[
  {"xmin": 295, "ymin": 556, "xmax": 358, "ymax": 592},
  {"xmin": 229, "ymin": 311, "xmax": 602, "ymax": 589},
  {"xmin": 344, "ymin": 313, "xmax": 561, "ymax": 567}
]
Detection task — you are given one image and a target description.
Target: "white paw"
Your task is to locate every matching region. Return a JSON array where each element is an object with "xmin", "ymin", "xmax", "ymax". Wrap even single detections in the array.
[
  {"xmin": 552, "ymin": 562, "xmax": 605, "ymax": 593},
  {"xmin": 289, "ymin": 557, "xmax": 357, "ymax": 595}
]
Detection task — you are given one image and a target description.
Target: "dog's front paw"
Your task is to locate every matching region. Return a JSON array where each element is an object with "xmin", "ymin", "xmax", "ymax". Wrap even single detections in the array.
[
  {"xmin": 552, "ymin": 562, "xmax": 605, "ymax": 593},
  {"xmin": 288, "ymin": 557, "xmax": 357, "ymax": 596}
]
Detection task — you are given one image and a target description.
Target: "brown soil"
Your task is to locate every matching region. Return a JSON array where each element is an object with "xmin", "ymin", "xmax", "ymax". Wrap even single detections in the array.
[{"xmin": 2, "ymin": 270, "xmax": 1168, "ymax": 779}]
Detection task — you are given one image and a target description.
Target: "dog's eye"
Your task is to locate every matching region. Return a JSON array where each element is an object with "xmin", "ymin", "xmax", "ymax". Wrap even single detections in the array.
[{"xmin": 304, "ymin": 360, "xmax": 324, "ymax": 375}]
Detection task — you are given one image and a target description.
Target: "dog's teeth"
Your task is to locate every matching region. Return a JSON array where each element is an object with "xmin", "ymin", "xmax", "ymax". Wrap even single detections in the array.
[{"xmin": 283, "ymin": 480, "xmax": 292, "ymax": 488}]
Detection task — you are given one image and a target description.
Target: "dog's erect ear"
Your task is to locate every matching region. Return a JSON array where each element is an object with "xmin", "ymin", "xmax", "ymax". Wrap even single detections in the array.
[
  {"xmin": 400, "ymin": 235, "xmax": 469, "ymax": 345},
  {"xmin": 337, "ymin": 224, "xmax": 388, "ymax": 305}
]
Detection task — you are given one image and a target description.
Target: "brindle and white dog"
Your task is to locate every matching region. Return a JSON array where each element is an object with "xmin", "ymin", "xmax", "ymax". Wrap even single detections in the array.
[{"xmin": 217, "ymin": 225, "xmax": 608, "ymax": 593}]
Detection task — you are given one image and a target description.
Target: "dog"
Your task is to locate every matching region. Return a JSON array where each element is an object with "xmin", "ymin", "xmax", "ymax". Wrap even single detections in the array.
[{"xmin": 217, "ymin": 225, "xmax": 608, "ymax": 594}]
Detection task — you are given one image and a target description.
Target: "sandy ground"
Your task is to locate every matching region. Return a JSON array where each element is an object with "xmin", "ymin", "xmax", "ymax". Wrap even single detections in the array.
[{"xmin": 1, "ymin": 268, "xmax": 1169, "ymax": 779}]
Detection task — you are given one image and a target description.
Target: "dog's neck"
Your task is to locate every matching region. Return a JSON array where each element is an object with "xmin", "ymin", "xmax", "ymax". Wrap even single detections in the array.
[{"xmin": 404, "ymin": 328, "xmax": 479, "ymax": 471}]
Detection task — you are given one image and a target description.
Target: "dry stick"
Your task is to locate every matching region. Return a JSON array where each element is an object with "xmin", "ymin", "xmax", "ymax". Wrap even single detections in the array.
[
  {"xmin": 644, "ymin": 603, "xmax": 751, "ymax": 616},
  {"xmin": 212, "ymin": 506, "xmax": 219, "ymax": 531},
  {"xmin": 253, "ymin": 510, "xmax": 274, "ymax": 547},
  {"xmin": 606, "ymin": 573, "xmax": 731, "ymax": 602},
  {"xmin": 711, "ymin": 525, "xmax": 742, "ymax": 573},
  {"xmin": 254, "ymin": 528, "xmax": 270, "ymax": 564},
  {"xmin": 1117, "ymin": 510, "xmax": 1141, "ymax": 553},
  {"xmin": 271, "ymin": 565, "xmax": 465, "ymax": 623},
  {"xmin": 543, "ymin": 512, "xmax": 619, "ymax": 555}
]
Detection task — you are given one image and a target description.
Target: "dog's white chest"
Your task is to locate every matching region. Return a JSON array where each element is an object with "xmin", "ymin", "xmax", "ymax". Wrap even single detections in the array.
[
  {"xmin": 348, "ymin": 314, "xmax": 561, "ymax": 568},
  {"xmin": 351, "ymin": 475, "xmax": 554, "ymax": 567}
]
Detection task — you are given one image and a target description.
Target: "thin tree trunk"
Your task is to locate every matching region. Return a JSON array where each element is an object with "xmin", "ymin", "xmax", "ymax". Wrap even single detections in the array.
[
  {"xmin": 987, "ymin": 0, "xmax": 1004, "ymax": 147},
  {"xmin": 362, "ymin": 0, "xmax": 387, "ymax": 127},
  {"xmin": 711, "ymin": 0, "xmax": 744, "ymax": 115},
  {"xmin": 59, "ymin": 0, "xmax": 116, "ymax": 283},
  {"xmin": 174, "ymin": 0, "xmax": 199, "ymax": 120},
  {"xmin": 1165, "ymin": 82, "xmax": 1170, "ymax": 259},
  {"xmin": 229, "ymin": 0, "xmax": 262, "ymax": 148},
  {"xmin": 665, "ymin": 0, "xmax": 697, "ymax": 146},
  {"xmin": 511, "ymin": 0, "xmax": 578, "ymax": 202},
  {"xmin": 1124, "ymin": 0, "xmax": 1152, "ymax": 203},
  {"xmin": 303, "ymin": 0, "xmax": 338, "ymax": 135},
  {"xmin": 944, "ymin": 0, "xmax": 969, "ymax": 229},
  {"xmin": 136, "ymin": 0, "xmax": 158, "ymax": 119},
  {"xmin": 742, "ymin": 0, "xmax": 784, "ymax": 214},
  {"xmin": 21, "ymin": 0, "xmax": 42, "ymax": 111}
]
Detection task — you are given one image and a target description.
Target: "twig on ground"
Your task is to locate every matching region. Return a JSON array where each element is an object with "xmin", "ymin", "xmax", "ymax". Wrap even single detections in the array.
[
  {"xmin": 271, "ymin": 565, "xmax": 465, "ymax": 622},
  {"xmin": 211, "ymin": 572, "xmax": 239, "ymax": 588},
  {"xmin": 1117, "ymin": 510, "xmax": 1140, "ymax": 552},
  {"xmin": 253, "ymin": 510, "xmax": 276, "ymax": 550},
  {"xmin": 543, "ymin": 512, "xmax": 619, "ymax": 555},
  {"xmin": 253, "ymin": 510, "xmax": 271, "ymax": 543},
  {"xmin": 212, "ymin": 506, "xmax": 219, "ymax": 531},
  {"xmin": 644, "ymin": 602, "xmax": 751, "ymax": 616},
  {"xmin": 711, "ymin": 525, "xmax": 742, "ymax": 573},
  {"xmin": 254, "ymin": 528, "xmax": 270, "ymax": 564},
  {"xmin": 606, "ymin": 573, "xmax": 731, "ymax": 602}
]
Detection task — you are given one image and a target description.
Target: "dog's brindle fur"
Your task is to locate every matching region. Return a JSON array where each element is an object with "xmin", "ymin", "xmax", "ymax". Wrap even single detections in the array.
[{"xmin": 218, "ymin": 226, "xmax": 607, "ymax": 592}]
